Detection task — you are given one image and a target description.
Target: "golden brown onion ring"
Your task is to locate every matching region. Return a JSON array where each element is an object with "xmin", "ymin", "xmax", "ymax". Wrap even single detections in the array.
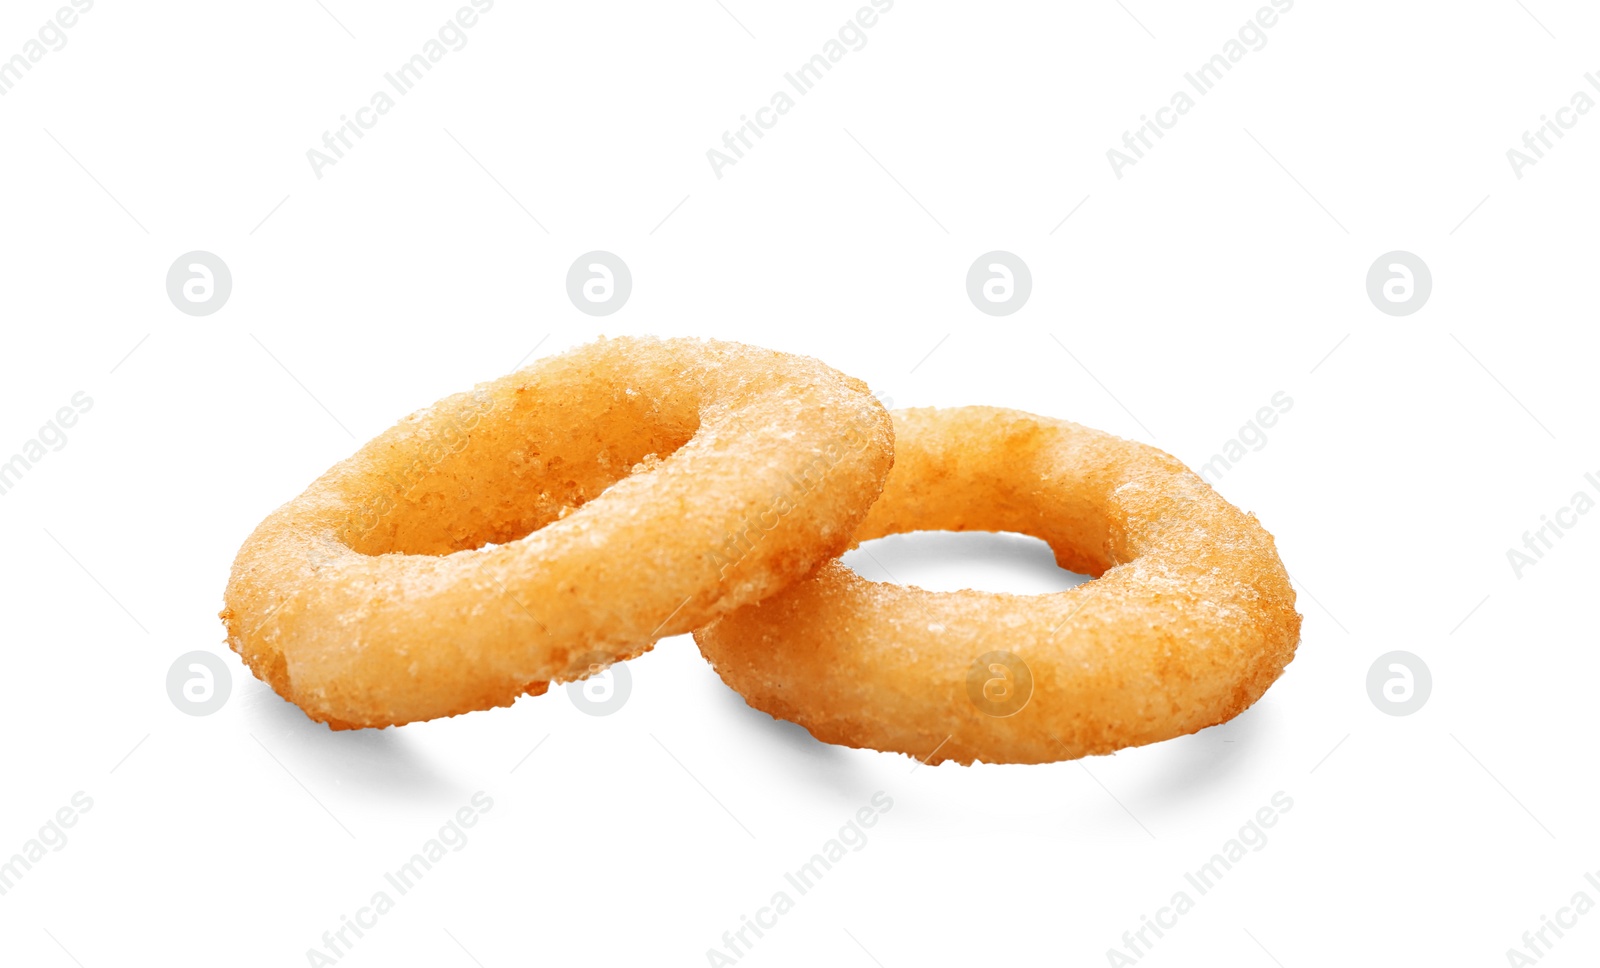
[
  {"xmin": 222, "ymin": 336, "xmax": 893, "ymax": 729},
  {"xmin": 696, "ymin": 406, "xmax": 1300, "ymax": 764}
]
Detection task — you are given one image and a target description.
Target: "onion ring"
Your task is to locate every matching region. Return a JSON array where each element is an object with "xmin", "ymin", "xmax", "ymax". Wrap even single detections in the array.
[
  {"xmin": 221, "ymin": 337, "xmax": 894, "ymax": 729},
  {"xmin": 695, "ymin": 406, "xmax": 1300, "ymax": 764}
]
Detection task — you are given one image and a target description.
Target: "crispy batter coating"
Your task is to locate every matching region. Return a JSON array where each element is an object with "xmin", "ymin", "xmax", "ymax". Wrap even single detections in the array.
[
  {"xmin": 221, "ymin": 337, "xmax": 894, "ymax": 728},
  {"xmin": 695, "ymin": 407, "xmax": 1301, "ymax": 765}
]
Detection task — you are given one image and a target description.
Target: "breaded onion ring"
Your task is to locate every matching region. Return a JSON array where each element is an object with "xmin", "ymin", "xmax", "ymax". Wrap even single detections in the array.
[
  {"xmin": 696, "ymin": 407, "xmax": 1300, "ymax": 765},
  {"xmin": 222, "ymin": 337, "xmax": 893, "ymax": 729}
]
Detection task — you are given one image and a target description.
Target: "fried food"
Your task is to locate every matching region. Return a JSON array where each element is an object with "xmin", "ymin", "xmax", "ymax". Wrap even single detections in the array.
[
  {"xmin": 695, "ymin": 407, "xmax": 1301, "ymax": 765},
  {"xmin": 221, "ymin": 337, "xmax": 894, "ymax": 729}
]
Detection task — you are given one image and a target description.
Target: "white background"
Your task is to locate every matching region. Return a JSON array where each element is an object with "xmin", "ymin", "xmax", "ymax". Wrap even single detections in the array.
[{"xmin": 2, "ymin": 1, "xmax": 1597, "ymax": 965}]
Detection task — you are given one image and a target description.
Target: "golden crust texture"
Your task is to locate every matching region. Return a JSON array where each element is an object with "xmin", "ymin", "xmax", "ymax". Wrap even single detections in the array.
[
  {"xmin": 221, "ymin": 336, "xmax": 894, "ymax": 729},
  {"xmin": 695, "ymin": 407, "xmax": 1301, "ymax": 765}
]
